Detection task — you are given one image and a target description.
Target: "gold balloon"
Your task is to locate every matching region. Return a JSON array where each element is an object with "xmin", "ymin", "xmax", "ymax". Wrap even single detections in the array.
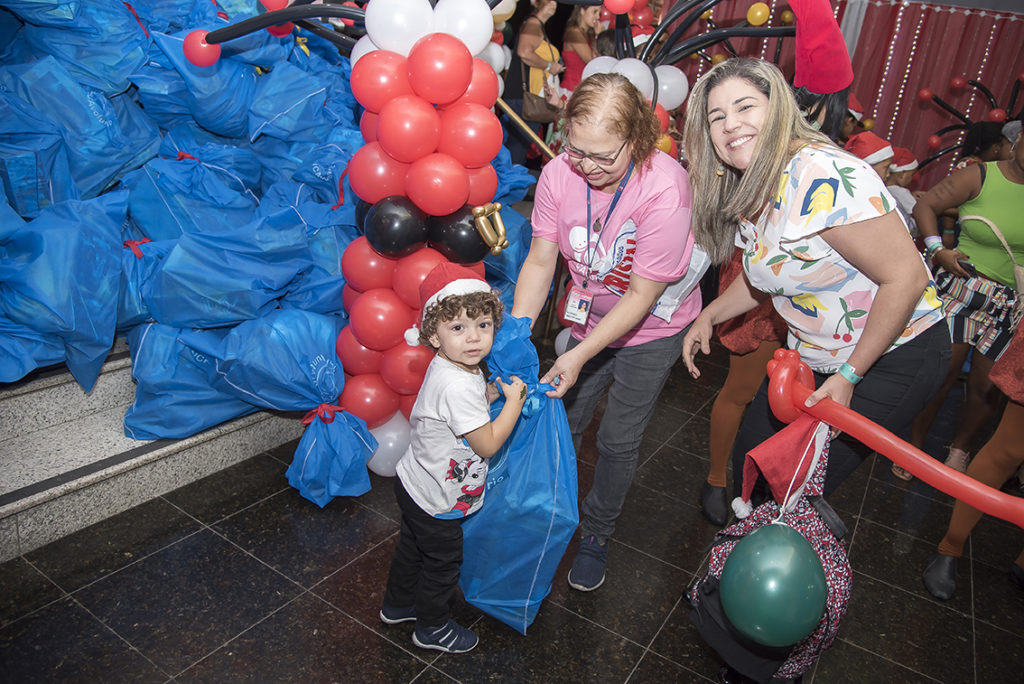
[
  {"xmin": 711, "ymin": 53, "xmax": 727, "ymax": 65},
  {"xmin": 747, "ymin": 2, "xmax": 770, "ymax": 26},
  {"xmin": 701, "ymin": 10, "xmax": 712, "ymax": 19},
  {"xmin": 780, "ymin": 9, "xmax": 794, "ymax": 24},
  {"xmin": 863, "ymin": 118, "xmax": 875, "ymax": 131},
  {"xmin": 655, "ymin": 133, "xmax": 673, "ymax": 153}
]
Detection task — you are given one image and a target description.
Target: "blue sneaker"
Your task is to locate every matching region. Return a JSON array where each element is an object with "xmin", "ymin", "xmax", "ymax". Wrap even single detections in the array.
[
  {"xmin": 379, "ymin": 603, "xmax": 416, "ymax": 625},
  {"xmin": 412, "ymin": 619, "xmax": 479, "ymax": 654},
  {"xmin": 567, "ymin": 535, "xmax": 608, "ymax": 591}
]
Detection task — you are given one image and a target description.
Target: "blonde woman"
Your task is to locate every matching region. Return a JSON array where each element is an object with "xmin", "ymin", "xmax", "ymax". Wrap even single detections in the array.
[{"xmin": 681, "ymin": 58, "xmax": 950, "ymax": 498}]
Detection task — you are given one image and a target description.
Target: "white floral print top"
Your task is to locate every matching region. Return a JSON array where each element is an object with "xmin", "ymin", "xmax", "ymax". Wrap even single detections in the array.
[{"xmin": 737, "ymin": 144, "xmax": 944, "ymax": 373}]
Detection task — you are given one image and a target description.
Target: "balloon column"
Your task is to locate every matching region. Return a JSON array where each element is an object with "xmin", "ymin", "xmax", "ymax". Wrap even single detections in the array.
[{"xmin": 766, "ymin": 349, "xmax": 1024, "ymax": 530}]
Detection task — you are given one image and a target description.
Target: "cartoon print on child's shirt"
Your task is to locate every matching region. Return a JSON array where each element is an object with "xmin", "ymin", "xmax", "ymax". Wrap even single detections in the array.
[{"xmin": 445, "ymin": 457, "xmax": 487, "ymax": 515}]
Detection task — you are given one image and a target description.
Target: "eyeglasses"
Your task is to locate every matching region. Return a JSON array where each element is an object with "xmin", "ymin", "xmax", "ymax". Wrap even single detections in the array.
[{"xmin": 564, "ymin": 137, "xmax": 628, "ymax": 168}]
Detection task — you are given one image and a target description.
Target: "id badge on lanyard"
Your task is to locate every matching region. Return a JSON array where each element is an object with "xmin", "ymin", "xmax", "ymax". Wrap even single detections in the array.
[{"xmin": 564, "ymin": 286, "xmax": 593, "ymax": 324}]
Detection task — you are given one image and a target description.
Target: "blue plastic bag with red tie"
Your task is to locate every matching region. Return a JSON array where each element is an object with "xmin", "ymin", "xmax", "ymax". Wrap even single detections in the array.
[{"xmin": 286, "ymin": 404, "xmax": 377, "ymax": 507}]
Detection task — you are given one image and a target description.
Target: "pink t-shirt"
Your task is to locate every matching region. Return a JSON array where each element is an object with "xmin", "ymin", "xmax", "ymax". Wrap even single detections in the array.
[{"xmin": 532, "ymin": 151, "xmax": 699, "ymax": 347}]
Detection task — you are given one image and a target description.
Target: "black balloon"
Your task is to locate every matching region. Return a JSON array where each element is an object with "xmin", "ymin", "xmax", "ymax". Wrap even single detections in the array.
[
  {"xmin": 364, "ymin": 195, "xmax": 429, "ymax": 257},
  {"xmin": 355, "ymin": 198, "xmax": 372, "ymax": 235},
  {"xmin": 428, "ymin": 206, "xmax": 490, "ymax": 264}
]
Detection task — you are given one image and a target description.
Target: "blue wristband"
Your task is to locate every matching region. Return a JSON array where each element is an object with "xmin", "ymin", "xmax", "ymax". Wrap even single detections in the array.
[{"xmin": 837, "ymin": 362, "xmax": 863, "ymax": 384}]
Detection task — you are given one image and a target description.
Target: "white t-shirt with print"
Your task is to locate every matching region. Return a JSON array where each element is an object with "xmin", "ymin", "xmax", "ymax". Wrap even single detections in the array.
[
  {"xmin": 395, "ymin": 355, "xmax": 491, "ymax": 518},
  {"xmin": 737, "ymin": 143, "xmax": 944, "ymax": 373}
]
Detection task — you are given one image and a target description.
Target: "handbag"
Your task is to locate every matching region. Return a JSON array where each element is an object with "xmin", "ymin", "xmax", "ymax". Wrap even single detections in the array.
[
  {"xmin": 519, "ymin": 20, "xmax": 560, "ymax": 124},
  {"xmin": 960, "ymin": 214, "xmax": 1024, "ymax": 328}
]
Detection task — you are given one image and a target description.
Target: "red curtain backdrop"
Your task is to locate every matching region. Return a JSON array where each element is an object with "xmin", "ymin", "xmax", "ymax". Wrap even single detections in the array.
[{"xmin": 660, "ymin": 1, "xmax": 1024, "ymax": 189}]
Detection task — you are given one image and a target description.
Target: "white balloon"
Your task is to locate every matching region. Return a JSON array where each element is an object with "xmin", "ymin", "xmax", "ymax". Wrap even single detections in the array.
[
  {"xmin": 501, "ymin": 44, "xmax": 512, "ymax": 72},
  {"xmin": 612, "ymin": 58, "xmax": 655, "ymax": 101},
  {"xmin": 554, "ymin": 327, "xmax": 573, "ymax": 356},
  {"xmin": 654, "ymin": 64, "xmax": 689, "ymax": 110},
  {"xmin": 367, "ymin": 411, "xmax": 412, "ymax": 477},
  {"xmin": 434, "ymin": 0, "xmax": 494, "ymax": 57},
  {"xmin": 476, "ymin": 41, "xmax": 505, "ymax": 75},
  {"xmin": 365, "ymin": 0, "xmax": 435, "ymax": 56},
  {"xmin": 581, "ymin": 55, "xmax": 617, "ymax": 82},
  {"xmin": 496, "ymin": 74, "xmax": 504, "ymax": 98},
  {"xmin": 349, "ymin": 35, "xmax": 379, "ymax": 68}
]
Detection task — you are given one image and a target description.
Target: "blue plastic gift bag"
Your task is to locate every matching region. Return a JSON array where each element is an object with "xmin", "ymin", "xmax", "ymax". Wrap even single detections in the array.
[
  {"xmin": 123, "ymin": 323, "xmax": 257, "ymax": 440},
  {"xmin": 247, "ymin": 60, "xmax": 337, "ymax": 143},
  {"xmin": 459, "ymin": 315, "xmax": 579, "ymax": 634},
  {"xmin": 0, "ymin": 190, "xmax": 126, "ymax": 391},
  {"xmin": 0, "ymin": 313, "xmax": 65, "ymax": 383},
  {"xmin": 287, "ymin": 405, "xmax": 377, "ymax": 507},
  {"xmin": 117, "ymin": 238, "xmax": 175, "ymax": 334}
]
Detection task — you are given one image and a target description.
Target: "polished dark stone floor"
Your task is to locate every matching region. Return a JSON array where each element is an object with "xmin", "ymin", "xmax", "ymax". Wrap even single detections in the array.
[{"xmin": 2, "ymin": 340, "xmax": 1022, "ymax": 683}]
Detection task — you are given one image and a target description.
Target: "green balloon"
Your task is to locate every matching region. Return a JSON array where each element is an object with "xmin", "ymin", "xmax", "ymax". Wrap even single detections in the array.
[{"xmin": 719, "ymin": 523, "xmax": 827, "ymax": 648}]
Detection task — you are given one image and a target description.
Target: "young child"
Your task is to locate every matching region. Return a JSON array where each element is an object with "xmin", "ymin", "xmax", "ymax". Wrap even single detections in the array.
[
  {"xmin": 887, "ymin": 146, "xmax": 920, "ymax": 236},
  {"xmin": 380, "ymin": 262, "xmax": 527, "ymax": 654},
  {"xmin": 844, "ymin": 130, "xmax": 894, "ymax": 183}
]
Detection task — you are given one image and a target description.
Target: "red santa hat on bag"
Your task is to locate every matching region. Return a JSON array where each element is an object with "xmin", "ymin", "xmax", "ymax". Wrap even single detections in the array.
[
  {"xmin": 731, "ymin": 414, "xmax": 832, "ymax": 519},
  {"xmin": 790, "ymin": 0, "xmax": 854, "ymax": 95},
  {"xmin": 844, "ymin": 131, "xmax": 894, "ymax": 165},
  {"xmin": 847, "ymin": 92, "xmax": 865, "ymax": 121},
  {"xmin": 889, "ymin": 146, "xmax": 918, "ymax": 173},
  {"xmin": 404, "ymin": 261, "xmax": 492, "ymax": 346}
]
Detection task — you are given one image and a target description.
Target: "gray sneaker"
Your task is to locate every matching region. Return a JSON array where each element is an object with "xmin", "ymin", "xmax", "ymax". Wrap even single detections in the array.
[{"xmin": 567, "ymin": 535, "xmax": 608, "ymax": 591}]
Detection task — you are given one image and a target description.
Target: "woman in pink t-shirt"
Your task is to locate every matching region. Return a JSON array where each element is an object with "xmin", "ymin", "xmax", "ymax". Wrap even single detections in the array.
[{"xmin": 512, "ymin": 73, "xmax": 704, "ymax": 593}]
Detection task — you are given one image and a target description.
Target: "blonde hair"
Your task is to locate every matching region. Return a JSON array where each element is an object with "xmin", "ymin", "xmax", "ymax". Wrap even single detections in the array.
[
  {"xmin": 683, "ymin": 58, "xmax": 833, "ymax": 264},
  {"xmin": 566, "ymin": 72, "xmax": 660, "ymax": 170}
]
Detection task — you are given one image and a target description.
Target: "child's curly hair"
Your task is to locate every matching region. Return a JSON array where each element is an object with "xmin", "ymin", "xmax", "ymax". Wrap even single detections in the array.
[{"xmin": 419, "ymin": 290, "xmax": 504, "ymax": 347}]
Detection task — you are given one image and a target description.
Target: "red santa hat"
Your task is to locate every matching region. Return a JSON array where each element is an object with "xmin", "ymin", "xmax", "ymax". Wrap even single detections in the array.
[
  {"xmin": 889, "ymin": 146, "xmax": 918, "ymax": 173},
  {"xmin": 404, "ymin": 261, "xmax": 492, "ymax": 346},
  {"xmin": 790, "ymin": 0, "xmax": 854, "ymax": 95},
  {"xmin": 844, "ymin": 131, "xmax": 894, "ymax": 165},
  {"xmin": 731, "ymin": 414, "xmax": 831, "ymax": 519},
  {"xmin": 847, "ymin": 92, "xmax": 865, "ymax": 121}
]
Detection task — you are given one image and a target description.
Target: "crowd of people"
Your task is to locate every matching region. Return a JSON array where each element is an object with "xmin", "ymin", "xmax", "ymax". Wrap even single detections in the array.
[{"xmin": 378, "ymin": 1, "xmax": 1023, "ymax": 673}]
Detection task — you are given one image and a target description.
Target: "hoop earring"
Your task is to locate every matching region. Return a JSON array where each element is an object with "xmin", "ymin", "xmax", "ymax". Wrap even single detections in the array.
[{"xmin": 715, "ymin": 164, "xmax": 725, "ymax": 177}]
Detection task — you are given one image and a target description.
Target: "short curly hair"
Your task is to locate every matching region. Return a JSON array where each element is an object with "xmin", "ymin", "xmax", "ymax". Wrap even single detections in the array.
[{"xmin": 419, "ymin": 290, "xmax": 504, "ymax": 347}]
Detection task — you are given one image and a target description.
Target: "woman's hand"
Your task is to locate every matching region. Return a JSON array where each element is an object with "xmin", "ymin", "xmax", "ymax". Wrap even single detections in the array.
[
  {"xmin": 931, "ymin": 246, "xmax": 973, "ymax": 279},
  {"xmin": 548, "ymin": 61, "xmax": 564, "ymax": 76},
  {"xmin": 681, "ymin": 311, "xmax": 714, "ymax": 379},
  {"xmin": 804, "ymin": 373, "xmax": 855, "ymax": 436},
  {"xmin": 540, "ymin": 346, "xmax": 586, "ymax": 398}
]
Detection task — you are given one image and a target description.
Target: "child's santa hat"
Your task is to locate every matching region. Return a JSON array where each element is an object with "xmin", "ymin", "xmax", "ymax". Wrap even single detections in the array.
[
  {"xmin": 404, "ymin": 261, "xmax": 492, "ymax": 346},
  {"xmin": 731, "ymin": 414, "xmax": 832, "ymax": 519},
  {"xmin": 790, "ymin": 0, "xmax": 854, "ymax": 95},
  {"xmin": 844, "ymin": 131, "xmax": 894, "ymax": 165},
  {"xmin": 889, "ymin": 146, "xmax": 918, "ymax": 173},
  {"xmin": 847, "ymin": 92, "xmax": 865, "ymax": 121}
]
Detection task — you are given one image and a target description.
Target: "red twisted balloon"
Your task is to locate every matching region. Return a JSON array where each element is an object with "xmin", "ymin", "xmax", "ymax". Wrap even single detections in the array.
[{"xmin": 766, "ymin": 349, "xmax": 1024, "ymax": 529}]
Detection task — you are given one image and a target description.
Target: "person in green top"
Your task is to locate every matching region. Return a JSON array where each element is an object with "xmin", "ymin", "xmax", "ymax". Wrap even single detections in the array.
[{"xmin": 907, "ymin": 124, "xmax": 1024, "ymax": 479}]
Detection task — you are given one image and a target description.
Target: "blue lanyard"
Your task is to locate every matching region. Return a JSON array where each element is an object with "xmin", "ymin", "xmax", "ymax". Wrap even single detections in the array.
[{"xmin": 584, "ymin": 160, "xmax": 634, "ymax": 288}]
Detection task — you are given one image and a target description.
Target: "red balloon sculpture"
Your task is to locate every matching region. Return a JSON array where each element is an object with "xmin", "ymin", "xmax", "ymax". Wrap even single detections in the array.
[
  {"xmin": 183, "ymin": 30, "xmax": 221, "ymax": 67},
  {"xmin": 765, "ymin": 349, "xmax": 1024, "ymax": 529},
  {"xmin": 407, "ymin": 33, "xmax": 474, "ymax": 105}
]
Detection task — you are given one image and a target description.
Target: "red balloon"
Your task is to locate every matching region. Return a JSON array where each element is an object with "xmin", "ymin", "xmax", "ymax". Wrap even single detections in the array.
[
  {"xmin": 407, "ymin": 33, "xmax": 474, "ymax": 105},
  {"xmin": 349, "ymin": 288, "xmax": 416, "ymax": 351},
  {"xmin": 466, "ymin": 164, "xmax": 498, "ymax": 206},
  {"xmin": 491, "ymin": 30, "xmax": 503, "ymax": 46},
  {"xmin": 341, "ymin": 236, "xmax": 398, "ymax": 293},
  {"xmin": 604, "ymin": 0, "xmax": 635, "ymax": 15},
  {"xmin": 183, "ymin": 30, "xmax": 221, "ymax": 67},
  {"xmin": 987, "ymin": 108, "xmax": 1007, "ymax": 123},
  {"xmin": 766, "ymin": 350, "xmax": 1024, "ymax": 529},
  {"xmin": 360, "ymin": 110, "xmax": 378, "ymax": 143},
  {"xmin": 336, "ymin": 326, "xmax": 383, "ymax": 375},
  {"xmin": 600, "ymin": 7, "xmax": 614, "ymax": 22},
  {"xmin": 378, "ymin": 94, "xmax": 442, "ymax": 163},
  {"xmin": 950, "ymin": 75, "xmax": 967, "ymax": 89},
  {"xmin": 342, "ymin": 284, "xmax": 361, "ymax": 313},
  {"xmin": 927, "ymin": 134, "xmax": 942, "ymax": 149},
  {"xmin": 348, "ymin": 142, "xmax": 409, "ymax": 205},
  {"xmin": 446, "ymin": 58, "xmax": 500, "ymax": 109},
  {"xmin": 653, "ymin": 103, "xmax": 669, "ymax": 133},
  {"xmin": 399, "ymin": 392, "xmax": 418, "ymax": 420},
  {"xmin": 917, "ymin": 88, "xmax": 934, "ymax": 102},
  {"xmin": 630, "ymin": 5, "xmax": 653, "ymax": 27},
  {"xmin": 260, "ymin": 0, "xmax": 288, "ymax": 8},
  {"xmin": 340, "ymin": 373, "xmax": 401, "ymax": 429},
  {"xmin": 393, "ymin": 247, "xmax": 448, "ymax": 308},
  {"xmin": 438, "ymin": 103, "xmax": 503, "ymax": 168},
  {"xmin": 466, "ymin": 261, "xmax": 486, "ymax": 278},
  {"xmin": 380, "ymin": 342, "xmax": 435, "ymax": 394},
  {"xmin": 339, "ymin": 0, "xmax": 360, "ymax": 27},
  {"xmin": 350, "ymin": 50, "xmax": 413, "ymax": 113},
  {"xmin": 266, "ymin": 22, "xmax": 294, "ymax": 37},
  {"xmin": 405, "ymin": 153, "xmax": 470, "ymax": 217}
]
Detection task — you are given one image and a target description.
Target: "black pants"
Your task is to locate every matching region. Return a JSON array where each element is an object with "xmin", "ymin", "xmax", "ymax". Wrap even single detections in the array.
[
  {"xmin": 731, "ymin": 322, "xmax": 952, "ymax": 499},
  {"xmin": 383, "ymin": 477, "xmax": 464, "ymax": 629}
]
